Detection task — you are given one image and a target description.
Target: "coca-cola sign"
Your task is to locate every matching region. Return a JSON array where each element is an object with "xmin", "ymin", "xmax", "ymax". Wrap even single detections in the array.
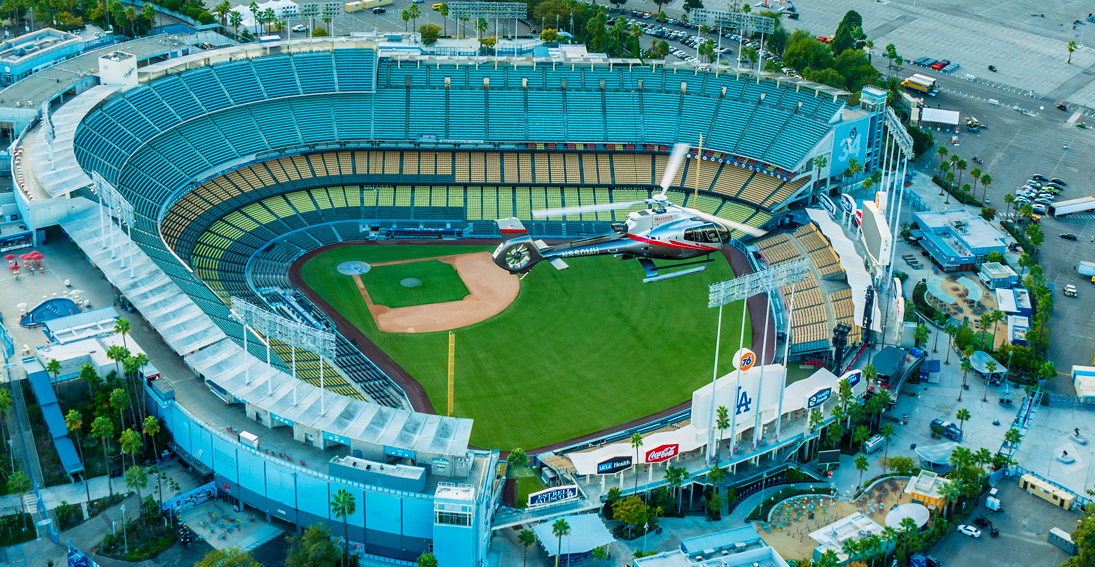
[{"xmin": 645, "ymin": 444, "xmax": 679, "ymax": 463}]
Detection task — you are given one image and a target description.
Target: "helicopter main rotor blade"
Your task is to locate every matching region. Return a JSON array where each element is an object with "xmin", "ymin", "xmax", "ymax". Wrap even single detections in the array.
[
  {"xmin": 532, "ymin": 200, "xmax": 646, "ymax": 218},
  {"xmin": 659, "ymin": 143, "xmax": 690, "ymax": 195}
]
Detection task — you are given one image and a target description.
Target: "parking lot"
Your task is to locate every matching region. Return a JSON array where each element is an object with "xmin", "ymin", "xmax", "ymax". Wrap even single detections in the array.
[{"xmin": 929, "ymin": 480, "xmax": 1075, "ymax": 567}]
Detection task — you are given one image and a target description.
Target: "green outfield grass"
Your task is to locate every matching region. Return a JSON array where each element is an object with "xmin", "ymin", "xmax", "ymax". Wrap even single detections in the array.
[
  {"xmin": 362, "ymin": 260, "xmax": 470, "ymax": 308},
  {"xmin": 301, "ymin": 244, "xmax": 749, "ymax": 451}
]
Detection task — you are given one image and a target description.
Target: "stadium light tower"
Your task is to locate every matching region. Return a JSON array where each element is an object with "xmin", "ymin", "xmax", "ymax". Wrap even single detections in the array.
[
  {"xmin": 706, "ymin": 258, "xmax": 809, "ymax": 463},
  {"xmin": 876, "ymin": 107, "xmax": 915, "ymax": 349},
  {"xmin": 692, "ymin": 10, "xmax": 774, "ymax": 72}
]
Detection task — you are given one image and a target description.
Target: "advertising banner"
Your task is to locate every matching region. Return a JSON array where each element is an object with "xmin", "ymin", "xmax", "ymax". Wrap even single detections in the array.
[
  {"xmin": 645, "ymin": 444, "xmax": 679, "ymax": 463},
  {"xmin": 528, "ymin": 485, "xmax": 579, "ymax": 507},
  {"xmin": 831, "ymin": 120, "xmax": 868, "ymax": 174},
  {"xmin": 596, "ymin": 455, "xmax": 633, "ymax": 475}
]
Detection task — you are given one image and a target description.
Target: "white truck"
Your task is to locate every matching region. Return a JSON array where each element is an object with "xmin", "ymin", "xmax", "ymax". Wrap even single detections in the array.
[
  {"xmin": 902, "ymin": 74, "xmax": 939, "ymax": 96},
  {"xmin": 1048, "ymin": 196, "xmax": 1095, "ymax": 217},
  {"xmin": 1079, "ymin": 261, "xmax": 1095, "ymax": 278}
]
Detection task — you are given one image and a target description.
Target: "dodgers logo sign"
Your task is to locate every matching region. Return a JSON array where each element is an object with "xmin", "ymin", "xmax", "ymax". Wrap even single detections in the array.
[
  {"xmin": 528, "ymin": 485, "xmax": 578, "ymax": 507},
  {"xmin": 596, "ymin": 455, "xmax": 633, "ymax": 475},
  {"xmin": 733, "ymin": 348, "xmax": 756, "ymax": 371},
  {"xmin": 807, "ymin": 387, "xmax": 832, "ymax": 409},
  {"xmin": 840, "ymin": 193, "xmax": 856, "ymax": 213},
  {"xmin": 645, "ymin": 444, "xmax": 679, "ymax": 463}
]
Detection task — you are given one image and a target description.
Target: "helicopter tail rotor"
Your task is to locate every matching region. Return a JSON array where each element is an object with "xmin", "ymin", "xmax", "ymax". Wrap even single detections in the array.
[{"xmin": 492, "ymin": 218, "xmax": 545, "ymax": 274}]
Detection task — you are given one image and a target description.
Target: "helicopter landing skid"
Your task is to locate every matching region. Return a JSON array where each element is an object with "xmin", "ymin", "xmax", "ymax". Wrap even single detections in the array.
[{"xmin": 639, "ymin": 256, "xmax": 711, "ymax": 283}]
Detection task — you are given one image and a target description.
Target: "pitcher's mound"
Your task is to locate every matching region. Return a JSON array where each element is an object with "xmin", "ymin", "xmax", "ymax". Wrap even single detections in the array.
[
  {"xmin": 337, "ymin": 261, "xmax": 372, "ymax": 275},
  {"xmin": 354, "ymin": 252, "xmax": 519, "ymax": 333}
]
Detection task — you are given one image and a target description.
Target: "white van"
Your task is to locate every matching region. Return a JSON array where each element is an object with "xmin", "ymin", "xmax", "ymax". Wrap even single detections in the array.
[{"xmin": 864, "ymin": 434, "xmax": 885, "ymax": 454}]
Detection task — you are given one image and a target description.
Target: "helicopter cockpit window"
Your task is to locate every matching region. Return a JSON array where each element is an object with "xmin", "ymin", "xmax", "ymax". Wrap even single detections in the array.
[
  {"xmin": 715, "ymin": 225, "xmax": 729, "ymax": 243},
  {"xmin": 685, "ymin": 224, "xmax": 724, "ymax": 243}
]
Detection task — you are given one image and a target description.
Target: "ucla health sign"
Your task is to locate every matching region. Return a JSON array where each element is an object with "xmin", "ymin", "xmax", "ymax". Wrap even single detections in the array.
[
  {"xmin": 528, "ymin": 485, "xmax": 578, "ymax": 507},
  {"xmin": 596, "ymin": 455, "xmax": 633, "ymax": 475}
]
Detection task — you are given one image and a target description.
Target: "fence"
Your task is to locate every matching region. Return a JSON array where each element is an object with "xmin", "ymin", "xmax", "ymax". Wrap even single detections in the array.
[
  {"xmin": 1048, "ymin": 394, "xmax": 1095, "ymax": 408},
  {"xmin": 0, "ymin": 323, "xmax": 12, "ymax": 359}
]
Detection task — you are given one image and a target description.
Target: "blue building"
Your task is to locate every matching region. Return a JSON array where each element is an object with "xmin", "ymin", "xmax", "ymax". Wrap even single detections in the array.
[
  {"xmin": 914, "ymin": 209, "xmax": 1006, "ymax": 272},
  {"xmin": 0, "ymin": 29, "xmax": 88, "ymax": 85}
]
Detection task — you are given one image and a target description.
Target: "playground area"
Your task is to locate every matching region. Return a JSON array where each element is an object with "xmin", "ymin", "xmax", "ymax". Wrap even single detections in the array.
[
  {"xmin": 923, "ymin": 274, "xmax": 1006, "ymax": 348},
  {"xmin": 754, "ymin": 478, "xmax": 913, "ymax": 560}
]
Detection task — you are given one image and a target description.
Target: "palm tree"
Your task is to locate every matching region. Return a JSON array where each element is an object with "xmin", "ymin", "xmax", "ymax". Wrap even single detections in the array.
[
  {"xmin": 880, "ymin": 423, "xmax": 895, "ymax": 464},
  {"xmin": 91, "ymin": 416, "xmax": 115, "ymax": 497},
  {"xmin": 143, "ymin": 416, "xmax": 163, "ymax": 503},
  {"xmin": 715, "ymin": 406, "xmax": 729, "ymax": 460},
  {"xmin": 955, "ymin": 408, "xmax": 970, "ymax": 434},
  {"xmin": 551, "ymin": 518, "xmax": 570, "ymax": 567},
  {"xmin": 1068, "ymin": 40, "xmax": 1078, "ymax": 64},
  {"xmin": 113, "ymin": 318, "xmax": 131, "ymax": 351},
  {"xmin": 942, "ymin": 323, "xmax": 958, "ymax": 365},
  {"xmin": 407, "ymin": 3, "xmax": 420, "ymax": 33},
  {"xmin": 45, "ymin": 358, "xmax": 62, "ymax": 383},
  {"xmin": 954, "ymin": 158, "xmax": 967, "ymax": 191},
  {"xmin": 119, "ymin": 428, "xmax": 142, "ymax": 472},
  {"xmin": 840, "ymin": 538, "xmax": 860, "ymax": 564},
  {"xmin": 124, "ymin": 465, "xmax": 148, "ymax": 526},
  {"xmin": 630, "ymin": 433, "xmax": 643, "ymax": 495},
  {"xmin": 330, "ymin": 489, "xmax": 356, "ymax": 567},
  {"xmin": 665, "ymin": 466, "xmax": 687, "ymax": 514},
  {"xmin": 975, "ymin": 448, "xmax": 993, "ymax": 472},
  {"xmin": 899, "ymin": 516, "xmax": 918, "ymax": 554},
  {"xmin": 854, "ymin": 453, "xmax": 869, "ymax": 488},
  {"xmin": 1003, "ymin": 193, "xmax": 1015, "ymax": 221},
  {"xmin": 979, "ymin": 174, "xmax": 992, "ymax": 203},
  {"xmin": 438, "ymin": 3, "xmax": 449, "ymax": 37},
  {"xmin": 958, "ymin": 357, "xmax": 972, "ymax": 402},
  {"xmin": 64, "ymin": 414, "xmax": 86, "ymax": 492},
  {"xmin": 229, "ymin": 10, "xmax": 243, "ymax": 36},
  {"xmin": 970, "ymin": 167, "xmax": 982, "ymax": 198},
  {"xmin": 983, "ymin": 361, "xmax": 997, "ymax": 402},
  {"xmin": 518, "ymin": 528, "xmax": 536, "ymax": 567},
  {"xmin": 213, "ymin": 0, "xmax": 230, "ymax": 25},
  {"xmin": 936, "ymin": 145, "xmax": 949, "ymax": 175},
  {"xmin": 707, "ymin": 466, "xmax": 726, "ymax": 514},
  {"xmin": 989, "ymin": 309, "xmax": 1005, "ymax": 348},
  {"xmin": 937, "ymin": 478, "xmax": 961, "ymax": 517},
  {"xmin": 110, "ymin": 388, "xmax": 129, "ymax": 430},
  {"xmin": 944, "ymin": 171, "xmax": 955, "ymax": 203},
  {"xmin": 400, "ymin": 8, "xmax": 410, "ymax": 32},
  {"xmin": 1004, "ymin": 427, "xmax": 1022, "ymax": 447},
  {"xmin": 862, "ymin": 364, "xmax": 877, "ymax": 385},
  {"xmin": 843, "ymin": 157, "xmax": 862, "ymax": 191},
  {"xmin": 105, "ymin": 345, "xmax": 129, "ymax": 379}
]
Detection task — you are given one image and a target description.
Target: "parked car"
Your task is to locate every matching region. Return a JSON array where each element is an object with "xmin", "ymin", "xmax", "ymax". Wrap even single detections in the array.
[
  {"xmin": 957, "ymin": 525, "xmax": 982, "ymax": 538},
  {"xmin": 1032, "ymin": 174, "xmax": 1049, "ymax": 182},
  {"xmin": 292, "ymin": 24, "xmax": 307, "ymax": 32},
  {"xmin": 1025, "ymin": 180, "xmax": 1042, "ymax": 188},
  {"xmin": 930, "ymin": 419, "xmax": 963, "ymax": 441},
  {"xmin": 1058, "ymin": 103, "xmax": 1069, "ymax": 111},
  {"xmin": 1062, "ymin": 233, "xmax": 1079, "ymax": 240},
  {"xmin": 1052, "ymin": 178, "xmax": 1068, "ymax": 186}
]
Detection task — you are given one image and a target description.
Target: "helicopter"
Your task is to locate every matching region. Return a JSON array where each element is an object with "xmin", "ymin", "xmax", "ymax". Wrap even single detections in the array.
[{"xmin": 491, "ymin": 144, "xmax": 767, "ymax": 283}]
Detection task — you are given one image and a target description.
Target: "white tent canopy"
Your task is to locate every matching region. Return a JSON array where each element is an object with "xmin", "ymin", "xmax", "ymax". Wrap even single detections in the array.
[
  {"xmin": 231, "ymin": 0, "xmax": 299, "ymax": 32},
  {"xmin": 920, "ymin": 108, "xmax": 961, "ymax": 126},
  {"xmin": 885, "ymin": 503, "xmax": 930, "ymax": 529},
  {"xmin": 533, "ymin": 514, "xmax": 614, "ymax": 556}
]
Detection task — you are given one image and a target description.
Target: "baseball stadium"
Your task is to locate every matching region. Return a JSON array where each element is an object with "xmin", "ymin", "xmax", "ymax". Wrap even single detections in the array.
[{"xmin": 12, "ymin": 37, "xmax": 883, "ymax": 565}]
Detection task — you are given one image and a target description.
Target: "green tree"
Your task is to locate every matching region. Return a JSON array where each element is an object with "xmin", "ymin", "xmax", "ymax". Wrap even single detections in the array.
[
  {"xmin": 143, "ymin": 416, "xmax": 163, "ymax": 502},
  {"xmin": 853, "ymin": 425, "xmax": 871, "ymax": 449},
  {"xmin": 937, "ymin": 476, "xmax": 961, "ymax": 517},
  {"xmin": 551, "ymin": 518, "xmax": 571, "ymax": 567},
  {"xmin": 707, "ymin": 465, "xmax": 726, "ymax": 514},
  {"xmin": 1004, "ymin": 427, "xmax": 1022, "ymax": 447},
  {"xmin": 1067, "ymin": 498, "xmax": 1095, "ymax": 566},
  {"xmin": 742, "ymin": 44, "xmax": 758, "ymax": 68},
  {"xmin": 880, "ymin": 423, "xmax": 896, "ymax": 464},
  {"xmin": 330, "ymin": 489, "xmax": 356, "ymax": 567},
  {"xmin": 229, "ymin": 10, "xmax": 243, "ymax": 36},
  {"xmin": 955, "ymin": 408, "xmax": 970, "ymax": 434},
  {"xmin": 113, "ymin": 318, "xmax": 131, "ymax": 351},
  {"xmin": 843, "ymin": 157, "xmax": 862, "ymax": 190},
  {"xmin": 715, "ymin": 405, "xmax": 730, "ymax": 459},
  {"xmin": 91, "ymin": 416, "xmax": 115, "ymax": 497},
  {"xmin": 665, "ymin": 466, "xmax": 687, "ymax": 514},
  {"xmin": 1026, "ymin": 223, "xmax": 1044, "ymax": 257},
  {"xmin": 936, "ymin": 145, "xmax": 949, "ymax": 174},
  {"xmin": 518, "ymin": 528, "xmax": 536, "ymax": 567},
  {"xmin": 592, "ymin": 546, "xmax": 609, "ymax": 563},
  {"xmin": 212, "ymin": 0, "xmax": 231, "ymax": 25},
  {"xmin": 979, "ymin": 173, "xmax": 992, "ymax": 203},
  {"xmin": 407, "ymin": 2, "xmax": 420, "ymax": 31},
  {"xmin": 507, "ymin": 448, "xmax": 528, "ymax": 476},
  {"xmin": 400, "ymin": 8, "xmax": 410, "ymax": 31},
  {"xmin": 830, "ymin": 10, "xmax": 864, "ymax": 55},
  {"xmin": 854, "ymin": 453, "xmax": 869, "ymax": 487},
  {"xmin": 980, "ymin": 207, "xmax": 997, "ymax": 222},
  {"xmin": 65, "ymin": 409, "xmax": 90, "ymax": 502},
  {"xmin": 0, "ymin": 389, "xmax": 11, "ymax": 449},
  {"xmin": 119, "ymin": 428, "xmax": 142, "ymax": 471},
  {"xmin": 1003, "ymin": 192, "xmax": 1015, "ymax": 221},
  {"xmin": 124, "ymin": 465, "xmax": 148, "ymax": 526},
  {"xmin": 613, "ymin": 496, "xmax": 647, "ymax": 539},
  {"xmin": 45, "ymin": 358, "xmax": 62, "ymax": 383},
  {"xmin": 285, "ymin": 524, "xmax": 342, "ymax": 567},
  {"xmin": 630, "ymin": 432, "xmax": 643, "ymax": 494},
  {"xmin": 913, "ymin": 323, "xmax": 929, "ymax": 348},
  {"xmin": 196, "ymin": 548, "xmax": 263, "ymax": 567},
  {"xmin": 959, "ymin": 356, "xmax": 973, "ymax": 402},
  {"xmin": 110, "ymin": 388, "xmax": 130, "ymax": 430},
  {"xmin": 7, "ymin": 471, "xmax": 29, "ymax": 530},
  {"xmin": 540, "ymin": 28, "xmax": 559, "ymax": 43},
  {"xmin": 79, "ymin": 364, "xmax": 100, "ymax": 399},
  {"xmin": 419, "ymin": 23, "xmax": 441, "ymax": 44},
  {"xmin": 817, "ymin": 548, "xmax": 840, "ymax": 567},
  {"xmin": 416, "ymin": 554, "xmax": 438, "ymax": 567},
  {"xmin": 1068, "ymin": 40, "xmax": 1078, "ymax": 64},
  {"xmin": 888, "ymin": 455, "xmax": 915, "ymax": 475},
  {"xmin": 105, "ymin": 345, "xmax": 129, "ymax": 381},
  {"xmin": 862, "ymin": 364, "xmax": 877, "ymax": 385}
]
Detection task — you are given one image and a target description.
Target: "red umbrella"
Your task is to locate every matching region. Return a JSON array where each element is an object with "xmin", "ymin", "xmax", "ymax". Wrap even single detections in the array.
[
  {"xmin": 27, "ymin": 251, "xmax": 43, "ymax": 260},
  {"xmin": 8, "ymin": 265, "xmax": 17, "ymax": 271},
  {"xmin": 3, "ymin": 255, "xmax": 13, "ymax": 261}
]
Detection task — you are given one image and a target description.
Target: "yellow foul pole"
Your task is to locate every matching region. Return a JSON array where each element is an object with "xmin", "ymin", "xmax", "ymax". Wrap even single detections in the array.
[
  {"xmin": 694, "ymin": 134, "xmax": 704, "ymax": 202},
  {"xmin": 447, "ymin": 331, "xmax": 455, "ymax": 416}
]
